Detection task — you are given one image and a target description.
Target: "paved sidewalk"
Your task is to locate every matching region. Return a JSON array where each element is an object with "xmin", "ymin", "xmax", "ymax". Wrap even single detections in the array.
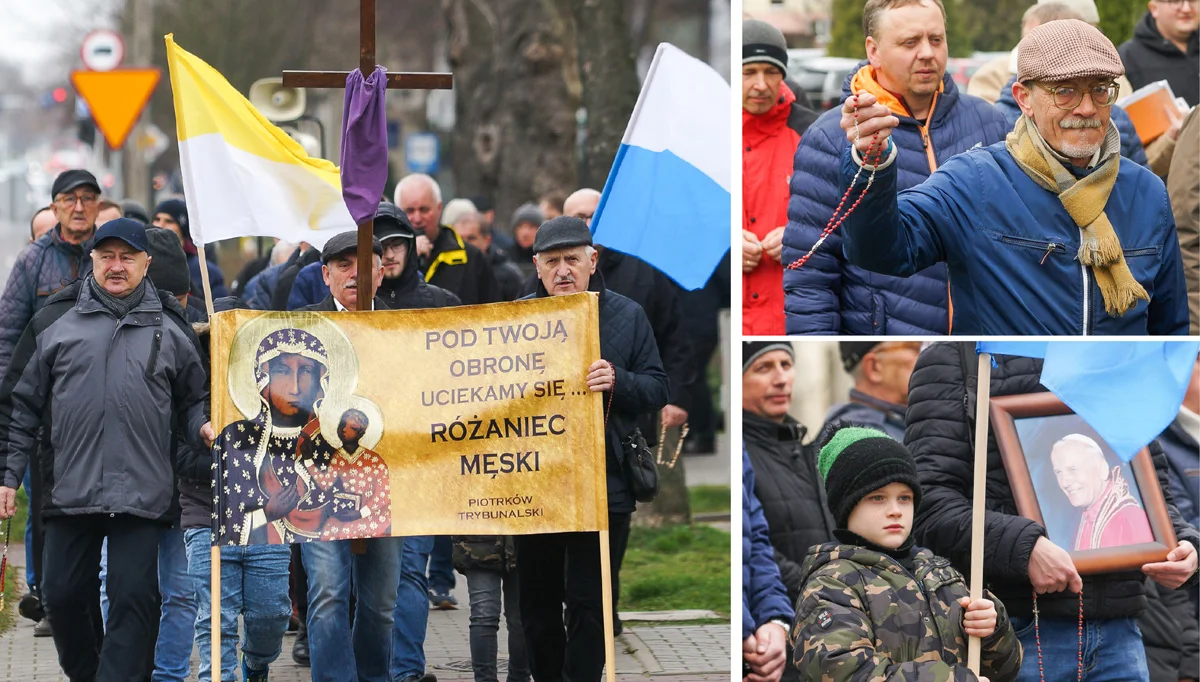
[{"xmin": 0, "ymin": 571, "xmax": 731, "ymax": 681}]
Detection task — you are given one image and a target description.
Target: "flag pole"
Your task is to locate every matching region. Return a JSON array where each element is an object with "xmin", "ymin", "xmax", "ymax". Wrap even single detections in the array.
[
  {"xmin": 599, "ymin": 529, "xmax": 617, "ymax": 682},
  {"xmin": 967, "ymin": 352, "xmax": 992, "ymax": 674},
  {"xmin": 195, "ymin": 242, "xmax": 218, "ymax": 681}
]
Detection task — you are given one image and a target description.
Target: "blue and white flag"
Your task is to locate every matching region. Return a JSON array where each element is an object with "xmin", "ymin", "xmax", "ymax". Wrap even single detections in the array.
[
  {"xmin": 977, "ymin": 341, "xmax": 1199, "ymax": 461},
  {"xmin": 590, "ymin": 43, "xmax": 731, "ymax": 290}
]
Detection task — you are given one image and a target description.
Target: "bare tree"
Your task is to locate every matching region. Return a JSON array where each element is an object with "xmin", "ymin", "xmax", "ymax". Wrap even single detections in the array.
[
  {"xmin": 440, "ymin": 0, "xmax": 579, "ymax": 226},
  {"xmin": 570, "ymin": 0, "xmax": 639, "ymax": 189}
]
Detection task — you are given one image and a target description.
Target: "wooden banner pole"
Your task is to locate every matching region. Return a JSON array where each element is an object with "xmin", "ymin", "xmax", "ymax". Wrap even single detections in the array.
[
  {"xmin": 211, "ymin": 546, "xmax": 221, "ymax": 682},
  {"xmin": 195, "ymin": 245, "xmax": 217, "ymax": 318},
  {"xmin": 197, "ymin": 241, "xmax": 218, "ymax": 680},
  {"xmin": 599, "ymin": 529, "xmax": 617, "ymax": 682},
  {"xmin": 967, "ymin": 352, "xmax": 993, "ymax": 674}
]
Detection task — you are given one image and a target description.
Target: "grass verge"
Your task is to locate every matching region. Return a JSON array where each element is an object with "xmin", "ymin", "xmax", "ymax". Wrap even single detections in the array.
[
  {"xmin": 620, "ymin": 524, "xmax": 730, "ymax": 618},
  {"xmin": 688, "ymin": 485, "xmax": 730, "ymax": 515}
]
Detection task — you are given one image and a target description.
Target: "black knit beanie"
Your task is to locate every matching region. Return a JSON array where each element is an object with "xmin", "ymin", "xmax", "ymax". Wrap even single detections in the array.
[{"xmin": 817, "ymin": 424, "xmax": 922, "ymax": 528}]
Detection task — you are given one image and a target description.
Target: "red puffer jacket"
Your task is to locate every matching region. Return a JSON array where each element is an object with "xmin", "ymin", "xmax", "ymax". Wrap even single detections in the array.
[{"xmin": 743, "ymin": 84, "xmax": 808, "ymax": 335}]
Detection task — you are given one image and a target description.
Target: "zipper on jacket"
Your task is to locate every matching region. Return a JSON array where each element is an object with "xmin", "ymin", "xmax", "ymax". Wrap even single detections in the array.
[
  {"xmin": 1080, "ymin": 265, "xmax": 1091, "ymax": 336},
  {"xmin": 145, "ymin": 329, "xmax": 163, "ymax": 381}
]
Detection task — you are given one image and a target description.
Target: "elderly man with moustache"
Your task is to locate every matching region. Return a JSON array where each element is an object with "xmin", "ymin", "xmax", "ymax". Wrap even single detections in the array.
[
  {"xmin": 515, "ymin": 217, "xmax": 668, "ymax": 682},
  {"xmin": 0, "ymin": 218, "xmax": 213, "ymax": 682},
  {"xmin": 839, "ymin": 19, "xmax": 1189, "ymax": 335}
]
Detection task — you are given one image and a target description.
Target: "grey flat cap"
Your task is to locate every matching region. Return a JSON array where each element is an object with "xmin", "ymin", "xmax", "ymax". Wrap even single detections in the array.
[{"xmin": 532, "ymin": 216, "xmax": 592, "ymax": 254}]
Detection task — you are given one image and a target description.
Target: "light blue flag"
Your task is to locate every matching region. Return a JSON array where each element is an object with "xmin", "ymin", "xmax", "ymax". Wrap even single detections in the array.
[
  {"xmin": 977, "ymin": 341, "xmax": 1199, "ymax": 461},
  {"xmin": 589, "ymin": 44, "xmax": 730, "ymax": 290}
]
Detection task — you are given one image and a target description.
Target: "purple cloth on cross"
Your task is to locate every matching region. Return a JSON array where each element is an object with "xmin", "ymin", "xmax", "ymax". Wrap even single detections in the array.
[{"xmin": 339, "ymin": 66, "xmax": 389, "ymax": 226}]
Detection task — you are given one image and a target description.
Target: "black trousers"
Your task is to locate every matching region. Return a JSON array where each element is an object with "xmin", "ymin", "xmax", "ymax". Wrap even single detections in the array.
[
  {"xmin": 514, "ymin": 512, "xmax": 632, "ymax": 682},
  {"xmin": 42, "ymin": 514, "xmax": 162, "ymax": 682}
]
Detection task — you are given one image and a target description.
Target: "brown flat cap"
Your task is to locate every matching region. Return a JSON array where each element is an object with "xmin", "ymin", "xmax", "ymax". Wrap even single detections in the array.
[{"xmin": 1016, "ymin": 19, "xmax": 1123, "ymax": 83}]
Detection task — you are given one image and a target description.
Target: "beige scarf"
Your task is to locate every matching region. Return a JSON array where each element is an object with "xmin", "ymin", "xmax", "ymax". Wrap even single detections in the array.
[{"xmin": 1005, "ymin": 115, "xmax": 1148, "ymax": 317}]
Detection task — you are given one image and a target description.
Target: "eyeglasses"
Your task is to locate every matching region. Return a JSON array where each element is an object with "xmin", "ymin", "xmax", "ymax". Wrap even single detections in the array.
[
  {"xmin": 54, "ymin": 193, "xmax": 99, "ymax": 209},
  {"xmin": 1033, "ymin": 81, "xmax": 1120, "ymax": 110}
]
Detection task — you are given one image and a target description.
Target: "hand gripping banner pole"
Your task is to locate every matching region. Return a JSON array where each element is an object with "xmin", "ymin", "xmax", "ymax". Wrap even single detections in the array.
[{"xmin": 967, "ymin": 352, "xmax": 993, "ymax": 674}]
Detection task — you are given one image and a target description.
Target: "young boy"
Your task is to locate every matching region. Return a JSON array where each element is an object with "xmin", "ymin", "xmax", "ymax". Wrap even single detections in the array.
[{"xmin": 792, "ymin": 425, "xmax": 1023, "ymax": 681}]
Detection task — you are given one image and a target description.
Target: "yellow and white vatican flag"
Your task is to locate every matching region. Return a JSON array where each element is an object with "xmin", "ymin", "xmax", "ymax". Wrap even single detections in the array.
[{"xmin": 165, "ymin": 34, "xmax": 354, "ymax": 249}]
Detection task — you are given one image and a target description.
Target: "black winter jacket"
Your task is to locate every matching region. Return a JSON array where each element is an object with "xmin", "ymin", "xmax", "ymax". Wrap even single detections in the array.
[
  {"xmin": 1119, "ymin": 12, "xmax": 1199, "ymax": 107},
  {"xmin": 487, "ymin": 245, "xmax": 526, "ymax": 302},
  {"xmin": 526, "ymin": 272, "xmax": 669, "ymax": 513},
  {"xmin": 598, "ymin": 249, "xmax": 695, "ymax": 444},
  {"xmin": 742, "ymin": 410, "xmax": 835, "ymax": 605},
  {"xmin": 1140, "ymin": 579, "xmax": 1200, "ymax": 681},
  {"xmin": 422, "ymin": 226, "xmax": 500, "ymax": 306},
  {"xmin": 906, "ymin": 342, "xmax": 1200, "ymax": 621}
]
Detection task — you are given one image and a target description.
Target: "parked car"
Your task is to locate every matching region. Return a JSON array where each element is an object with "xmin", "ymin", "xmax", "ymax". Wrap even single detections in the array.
[{"xmin": 790, "ymin": 56, "xmax": 861, "ymax": 110}]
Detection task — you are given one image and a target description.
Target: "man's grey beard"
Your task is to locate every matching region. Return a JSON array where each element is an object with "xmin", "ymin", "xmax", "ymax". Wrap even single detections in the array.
[{"xmin": 1057, "ymin": 140, "xmax": 1102, "ymax": 160}]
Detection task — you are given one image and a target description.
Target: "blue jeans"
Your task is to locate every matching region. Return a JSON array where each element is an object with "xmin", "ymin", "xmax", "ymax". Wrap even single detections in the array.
[
  {"xmin": 154, "ymin": 526, "xmax": 198, "ymax": 682},
  {"xmin": 1012, "ymin": 614, "xmax": 1149, "ymax": 681},
  {"xmin": 428, "ymin": 536, "xmax": 455, "ymax": 594},
  {"xmin": 465, "ymin": 569, "xmax": 530, "ymax": 682},
  {"xmin": 184, "ymin": 529, "xmax": 292, "ymax": 682},
  {"xmin": 393, "ymin": 536, "xmax": 433, "ymax": 680},
  {"xmin": 302, "ymin": 537, "xmax": 403, "ymax": 682}
]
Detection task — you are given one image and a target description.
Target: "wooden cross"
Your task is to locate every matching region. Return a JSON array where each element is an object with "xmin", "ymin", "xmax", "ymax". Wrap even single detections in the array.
[{"xmin": 281, "ymin": 0, "xmax": 453, "ymax": 312}]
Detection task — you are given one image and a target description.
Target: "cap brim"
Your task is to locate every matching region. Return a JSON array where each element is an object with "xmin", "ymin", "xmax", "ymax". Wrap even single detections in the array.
[
  {"xmin": 57, "ymin": 179, "xmax": 101, "ymax": 196},
  {"xmin": 533, "ymin": 239, "xmax": 592, "ymax": 254},
  {"xmin": 95, "ymin": 235, "xmax": 146, "ymax": 252}
]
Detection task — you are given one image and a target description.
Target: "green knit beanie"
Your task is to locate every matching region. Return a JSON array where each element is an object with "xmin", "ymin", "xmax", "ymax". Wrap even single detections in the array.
[{"xmin": 818, "ymin": 425, "xmax": 922, "ymax": 529}]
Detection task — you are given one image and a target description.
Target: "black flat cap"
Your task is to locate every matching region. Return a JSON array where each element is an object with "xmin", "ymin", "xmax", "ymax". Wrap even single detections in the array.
[
  {"xmin": 51, "ymin": 169, "xmax": 100, "ymax": 199},
  {"xmin": 321, "ymin": 230, "xmax": 383, "ymax": 264},
  {"xmin": 532, "ymin": 216, "xmax": 592, "ymax": 254},
  {"xmin": 374, "ymin": 202, "xmax": 415, "ymax": 242}
]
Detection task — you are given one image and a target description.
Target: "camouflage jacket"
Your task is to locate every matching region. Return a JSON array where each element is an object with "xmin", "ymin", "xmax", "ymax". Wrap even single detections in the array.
[
  {"xmin": 452, "ymin": 535, "xmax": 516, "ymax": 574},
  {"xmin": 793, "ymin": 542, "xmax": 1022, "ymax": 681}
]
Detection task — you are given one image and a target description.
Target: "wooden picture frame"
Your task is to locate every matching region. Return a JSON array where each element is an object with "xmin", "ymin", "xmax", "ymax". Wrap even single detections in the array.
[{"xmin": 990, "ymin": 392, "xmax": 1176, "ymax": 575}]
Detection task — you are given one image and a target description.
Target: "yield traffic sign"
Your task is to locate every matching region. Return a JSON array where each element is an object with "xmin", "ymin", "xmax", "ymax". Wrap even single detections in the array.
[{"xmin": 70, "ymin": 69, "xmax": 160, "ymax": 150}]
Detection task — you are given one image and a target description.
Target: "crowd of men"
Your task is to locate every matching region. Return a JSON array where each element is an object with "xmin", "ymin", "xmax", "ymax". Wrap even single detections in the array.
[
  {"xmin": 0, "ymin": 166, "xmax": 729, "ymax": 682},
  {"xmin": 742, "ymin": 0, "xmax": 1199, "ymax": 335},
  {"xmin": 741, "ymin": 340, "xmax": 1200, "ymax": 682}
]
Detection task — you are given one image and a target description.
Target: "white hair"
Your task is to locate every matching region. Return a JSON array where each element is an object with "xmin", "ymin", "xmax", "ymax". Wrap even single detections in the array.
[
  {"xmin": 394, "ymin": 173, "xmax": 442, "ymax": 205},
  {"xmin": 270, "ymin": 240, "xmax": 297, "ymax": 265},
  {"xmin": 442, "ymin": 198, "xmax": 478, "ymax": 227}
]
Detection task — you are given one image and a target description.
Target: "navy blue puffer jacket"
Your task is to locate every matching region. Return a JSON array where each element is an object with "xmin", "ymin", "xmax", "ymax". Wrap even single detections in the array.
[{"xmin": 781, "ymin": 65, "xmax": 1010, "ymax": 335}]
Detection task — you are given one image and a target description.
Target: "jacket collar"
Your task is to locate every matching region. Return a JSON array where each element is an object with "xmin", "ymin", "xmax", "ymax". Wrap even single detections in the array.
[
  {"xmin": 743, "ymin": 83, "xmax": 798, "ymax": 141},
  {"xmin": 76, "ymin": 275, "xmax": 163, "ymax": 321},
  {"xmin": 425, "ymin": 226, "xmax": 468, "ymax": 282},
  {"xmin": 50, "ymin": 224, "xmax": 94, "ymax": 254},
  {"xmin": 842, "ymin": 62, "xmax": 956, "ymax": 127},
  {"xmin": 743, "ymin": 409, "xmax": 806, "ymax": 443}
]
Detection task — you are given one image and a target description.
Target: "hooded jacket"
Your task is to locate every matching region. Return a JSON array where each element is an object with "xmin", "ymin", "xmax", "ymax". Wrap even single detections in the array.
[
  {"xmin": 906, "ymin": 342, "xmax": 1200, "ymax": 621},
  {"xmin": 1119, "ymin": 11, "xmax": 1199, "ymax": 107},
  {"xmin": 0, "ymin": 226, "xmax": 93, "ymax": 379},
  {"xmin": 793, "ymin": 541, "xmax": 1023, "ymax": 681},
  {"xmin": 781, "ymin": 64, "xmax": 1010, "ymax": 335},
  {"xmin": 742, "ymin": 410, "xmax": 834, "ymax": 604},
  {"xmin": 524, "ymin": 272, "xmax": 669, "ymax": 513},
  {"xmin": 271, "ymin": 246, "xmax": 321, "ymax": 311},
  {"xmin": 836, "ymin": 122, "xmax": 1189, "ymax": 335},
  {"xmin": 744, "ymin": 83, "xmax": 815, "ymax": 335},
  {"xmin": 374, "ymin": 201, "xmax": 463, "ymax": 309},
  {"xmin": 0, "ymin": 279, "xmax": 209, "ymax": 523},
  {"xmin": 994, "ymin": 75, "xmax": 1148, "ymax": 167}
]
